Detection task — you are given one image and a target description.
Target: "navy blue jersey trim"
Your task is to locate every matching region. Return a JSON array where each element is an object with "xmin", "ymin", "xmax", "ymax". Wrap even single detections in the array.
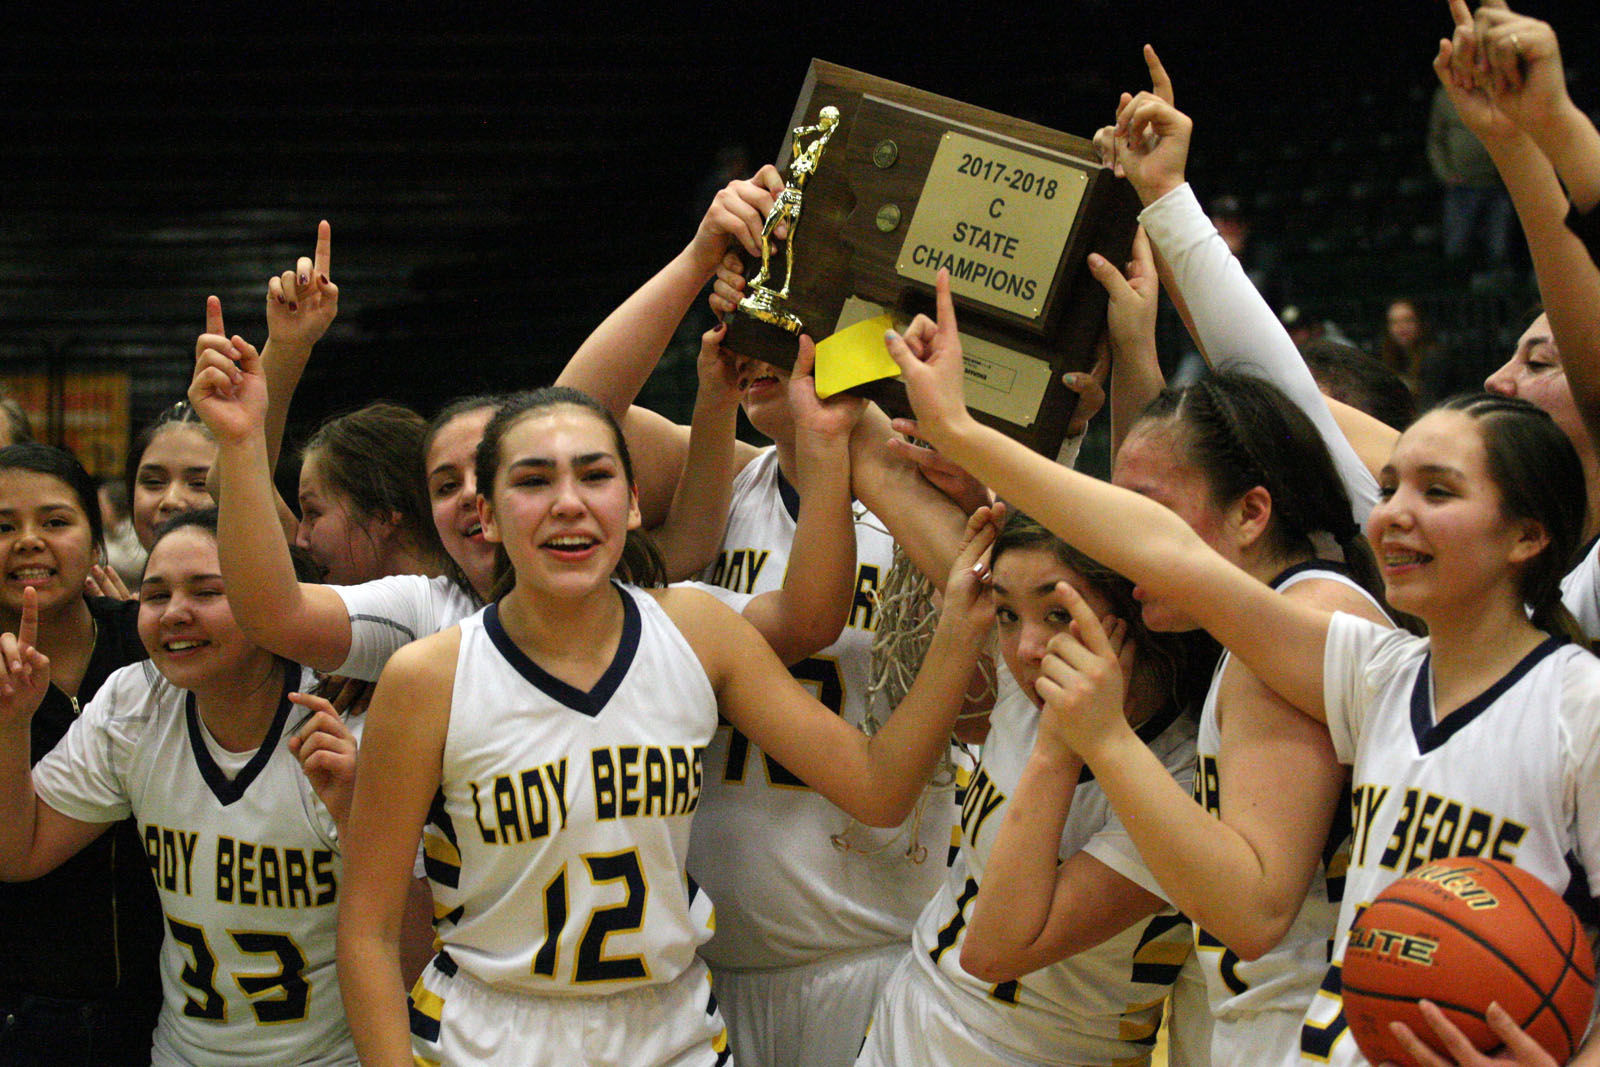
[
  {"xmin": 775, "ymin": 466, "xmax": 801, "ymax": 523},
  {"xmin": 186, "ymin": 660, "xmax": 298, "ymax": 806},
  {"xmin": 483, "ymin": 584, "xmax": 641, "ymax": 718},
  {"xmin": 1271, "ymin": 559, "xmax": 1352, "ymax": 589},
  {"xmin": 1409, "ymin": 636, "xmax": 1564, "ymax": 754},
  {"xmin": 1080, "ymin": 700, "xmax": 1185, "ymax": 784}
]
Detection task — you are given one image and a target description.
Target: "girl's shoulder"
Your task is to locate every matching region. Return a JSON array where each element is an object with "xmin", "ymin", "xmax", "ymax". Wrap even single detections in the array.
[{"xmin": 381, "ymin": 622, "xmax": 465, "ymax": 693}]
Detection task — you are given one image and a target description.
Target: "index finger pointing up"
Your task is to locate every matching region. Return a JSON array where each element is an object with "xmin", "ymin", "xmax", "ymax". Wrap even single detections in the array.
[
  {"xmin": 18, "ymin": 587, "xmax": 37, "ymax": 652},
  {"xmin": 1143, "ymin": 44, "xmax": 1175, "ymax": 105},
  {"xmin": 934, "ymin": 269, "xmax": 958, "ymax": 340},
  {"xmin": 313, "ymin": 219, "xmax": 332, "ymax": 281}
]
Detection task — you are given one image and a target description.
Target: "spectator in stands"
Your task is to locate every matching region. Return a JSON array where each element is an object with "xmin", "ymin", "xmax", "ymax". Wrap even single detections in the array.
[
  {"xmin": 1427, "ymin": 83, "xmax": 1515, "ymax": 271},
  {"xmin": 1279, "ymin": 303, "xmax": 1354, "ymax": 349},
  {"xmin": 96, "ymin": 480, "xmax": 144, "ymax": 588},
  {"xmin": 1209, "ymin": 193, "xmax": 1288, "ymax": 313},
  {"xmin": 0, "ymin": 389, "xmax": 33, "ymax": 448}
]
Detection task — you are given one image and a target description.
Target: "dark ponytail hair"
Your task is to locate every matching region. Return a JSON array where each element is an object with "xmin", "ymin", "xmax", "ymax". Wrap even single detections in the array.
[
  {"xmin": 1437, "ymin": 393, "xmax": 1587, "ymax": 643},
  {"xmin": 990, "ymin": 509, "xmax": 1211, "ymax": 711},
  {"xmin": 1134, "ymin": 372, "xmax": 1390, "ymax": 615},
  {"xmin": 474, "ymin": 388, "xmax": 665, "ymax": 599}
]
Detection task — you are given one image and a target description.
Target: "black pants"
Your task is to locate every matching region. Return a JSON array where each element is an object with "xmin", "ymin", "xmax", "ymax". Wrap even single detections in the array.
[{"xmin": 0, "ymin": 992, "xmax": 155, "ymax": 1067}]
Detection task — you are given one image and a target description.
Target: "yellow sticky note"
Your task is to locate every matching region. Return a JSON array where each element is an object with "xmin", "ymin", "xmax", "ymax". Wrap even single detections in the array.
[{"xmin": 814, "ymin": 313, "xmax": 903, "ymax": 398}]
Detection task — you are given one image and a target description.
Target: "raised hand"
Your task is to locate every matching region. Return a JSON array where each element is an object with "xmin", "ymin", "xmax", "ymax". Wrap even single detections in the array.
[
  {"xmin": 1383, "ymin": 998, "xmax": 1559, "ymax": 1066},
  {"xmin": 1089, "ymin": 224, "xmax": 1159, "ymax": 364},
  {"xmin": 287, "ymin": 692, "xmax": 357, "ymax": 832},
  {"xmin": 189, "ymin": 296, "xmax": 268, "ymax": 445},
  {"xmin": 1435, "ymin": 0, "xmax": 1523, "ymax": 146},
  {"xmin": 883, "ymin": 269, "xmax": 973, "ymax": 447},
  {"xmin": 789, "ymin": 334, "xmax": 865, "ymax": 446},
  {"xmin": 1114, "ymin": 94, "xmax": 1192, "ymax": 207},
  {"xmin": 0, "ymin": 589, "xmax": 51, "ymax": 729},
  {"xmin": 939, "ymin": 502, "xmax": 1005, "ymax": 638},
  {"xmin": 1469, "ymin": 2, "xmax": 1570, "ymax": 137},
  {"xmin": 1110, "ymin": 47, "xmax": 1186, "ymax": 205},
  {"xmin": 84, "ymin": 564, "xmax": 133, "ymax": 602},
  {"xmin": 1033, "ymin": 580, "xmax": 1137, "ymax": 762},
  {"xmin": 265, "ymin": 220, "xmax": 338, "ymax": 351},
  {"xmin": 887, "ymin": 418, "xmax": 991, "ymax": 514},
  {"xmin": 1062, "ymin": 343, "xmax": 1111, "ymax": 442},
  {"xmin": 696, "ymin": 322, "xmax": 743, "ymax": 412},
  {"xmin": 692, "ymin": 166, "xmax": 788, "ymax": 272},
  {"xmin": 709, "ymin": 250, "xmax": 748, "ymax": 319}
]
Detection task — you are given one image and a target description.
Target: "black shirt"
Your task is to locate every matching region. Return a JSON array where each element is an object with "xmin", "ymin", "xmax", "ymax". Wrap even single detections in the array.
[{"xmin": 0, "ymin": 597, "xmax": 162, "ymax": 1056}]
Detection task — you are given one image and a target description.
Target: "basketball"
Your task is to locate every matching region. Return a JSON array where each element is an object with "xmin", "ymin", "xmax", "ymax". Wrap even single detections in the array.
[{"xmin": 1341, "ymin": 857, "xmax": 1595, "ymax": 1066}]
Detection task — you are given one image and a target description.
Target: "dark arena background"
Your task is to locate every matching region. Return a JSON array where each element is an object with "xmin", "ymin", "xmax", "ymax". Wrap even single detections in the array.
[{"xmin": 2, "ymin": 2, "xmax": 1595, "ymax": 479}]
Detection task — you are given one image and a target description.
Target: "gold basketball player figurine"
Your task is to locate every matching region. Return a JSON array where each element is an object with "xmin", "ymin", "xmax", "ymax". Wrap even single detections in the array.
[{"xmin": 738, "ymin": 105, "xmax": 842, "ymax": 333}]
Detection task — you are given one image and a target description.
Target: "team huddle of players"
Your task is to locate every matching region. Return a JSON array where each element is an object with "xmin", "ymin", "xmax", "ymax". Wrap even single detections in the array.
[{"xmin": 2, "ymin": 3, "xmax": 1600, "ymax": 1066}]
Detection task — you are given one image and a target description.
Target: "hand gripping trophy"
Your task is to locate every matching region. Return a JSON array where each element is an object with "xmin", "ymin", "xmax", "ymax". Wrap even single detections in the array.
[{"xmin": 738, "ymin": 105, "xmax": 842, "ymax": 333}]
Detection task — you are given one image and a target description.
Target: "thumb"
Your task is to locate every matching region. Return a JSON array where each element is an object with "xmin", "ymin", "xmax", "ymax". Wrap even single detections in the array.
[
  {"xmin": 1087, "ymin": 253, "xmax": 1133, "ymax": 299},
  {"xmin": 792, "ymin": 334, "xmax": 816, "ymax": 380}
]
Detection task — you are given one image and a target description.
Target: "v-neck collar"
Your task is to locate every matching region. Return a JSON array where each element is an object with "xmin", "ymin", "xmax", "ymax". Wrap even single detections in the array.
[
  {"xmin": 1079, "ymin": 701, "xmax": 1186, "ymax": 785},
  {"xmin": 1409, "ymin": 636, "xmax": 1564, "ymax": 755},
  {"xmin": 484, "ymin": 583, "xmax": 641, "ymax": 719},
  {"xmin": 1270, "ymin": 559, "xmax": 1350, "ymax": 589},
  {"xmin": 186, "ymin": 660, "xmax": 297, "ymax": 806}
]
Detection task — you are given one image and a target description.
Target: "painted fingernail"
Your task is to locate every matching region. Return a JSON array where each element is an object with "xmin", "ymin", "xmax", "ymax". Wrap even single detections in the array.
[
  {"xmin": 299, "ymin": 274, "xmax": 308, "ymax": 285},
  {"xmin": 289, "ymin": 302, "xmax": 298, "ymax": 311}
]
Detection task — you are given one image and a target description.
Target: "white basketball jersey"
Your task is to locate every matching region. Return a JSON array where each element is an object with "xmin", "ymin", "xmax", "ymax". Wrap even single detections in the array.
[
  {"xmin": 906, "ymin": 664, "xmax": 1199, "ymax": 1064},
  {"xmin": 32, "ymin": 661, "xmax": 356, "ymax": 1066},
  {"xmin": 331, "ymin": 572, "xmax": 479, "ymax": 681},
  {"xmin": 424, "ymin": 586, "xmax": 720, "ymax": 996},
  {"xmin": 1195, "ymin": 565, "xmax": 1380, "ymax": 1067},
  {"xmin": 1299, "ymin": 613, "xmax": 1600, "ymax": 1065},
  {"xmin": 687, "ymin": 447, "xmax": 959, "ymax": 969},
  {"xmin": 1560, "ymin": 536, "xmax": 1600, "ymax": 643}
]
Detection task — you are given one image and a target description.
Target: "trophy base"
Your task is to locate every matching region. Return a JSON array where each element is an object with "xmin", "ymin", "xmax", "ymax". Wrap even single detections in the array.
[
  {"xmin": 723, "ymin": 288, "xmax": 805, "ymax": 372},
  {"xmin": 736, "ymin": 287, "xmax": 804, "ymax": 334}
]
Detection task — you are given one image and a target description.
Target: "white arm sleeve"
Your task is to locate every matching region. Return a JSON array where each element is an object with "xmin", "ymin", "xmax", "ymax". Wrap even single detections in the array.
[{"xmin": 1139, "ymin": 183, "xmax": 1380, "ymax": 522}]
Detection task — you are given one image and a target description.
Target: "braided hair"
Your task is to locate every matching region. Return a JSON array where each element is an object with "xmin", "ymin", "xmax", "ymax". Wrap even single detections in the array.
[
  {"xmin": 1133, "ymin": 372, "xmax": 1388, "ymax": 612},
  {"xmin": 1436, "ymin": 393, "xmax": 1587, "ymax": 644}
]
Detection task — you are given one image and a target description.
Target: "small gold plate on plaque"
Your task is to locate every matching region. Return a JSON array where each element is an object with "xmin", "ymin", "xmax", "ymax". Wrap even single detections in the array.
[{"xmin": 896, "ymin": 131, "xmax": 1088, "ymax": 319}]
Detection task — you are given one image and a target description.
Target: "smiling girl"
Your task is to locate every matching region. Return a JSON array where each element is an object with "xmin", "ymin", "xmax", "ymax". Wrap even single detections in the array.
[
  {"xmin": 889, "ymin": 273, "xmax": 1600, "ymax": 1066},
  {"xmin": 858, "ymin": 511, "xmax": 1202, "ymax": 1066},
  {"xmin": 0, "ymin": 443, "xmax": 162, "ymax": 1065},
  {"xmin": 0, "ymin": 508, "xmax": 358, "ymax": 1065},
  {"xmin": 334, "ymin": 386, "xmax": 996, "ymax": 1066}
]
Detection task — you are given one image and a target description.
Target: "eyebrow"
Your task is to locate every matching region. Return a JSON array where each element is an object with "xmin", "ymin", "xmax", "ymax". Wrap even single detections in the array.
[
  {"xmin": 140, "ymin": 572, "xmax": 224, "ymax": 588},
  {"xmin": 1380, "ymin": 463, "xmax": 1465, "ymax": 480},
  {"xmin": 137, "ymin": 463, "xmax": 210, "ymax": 475},
  {"xmin": 989, "ymin": 581, "xmax": 1066, "ymax": 599},
  {"xmin": 507, "ymin": 452, "xmax": 613, "ymax": 470},
  {"xmin": 0, "ymin": 503, "xmax": 77, "ymax": 516}
]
